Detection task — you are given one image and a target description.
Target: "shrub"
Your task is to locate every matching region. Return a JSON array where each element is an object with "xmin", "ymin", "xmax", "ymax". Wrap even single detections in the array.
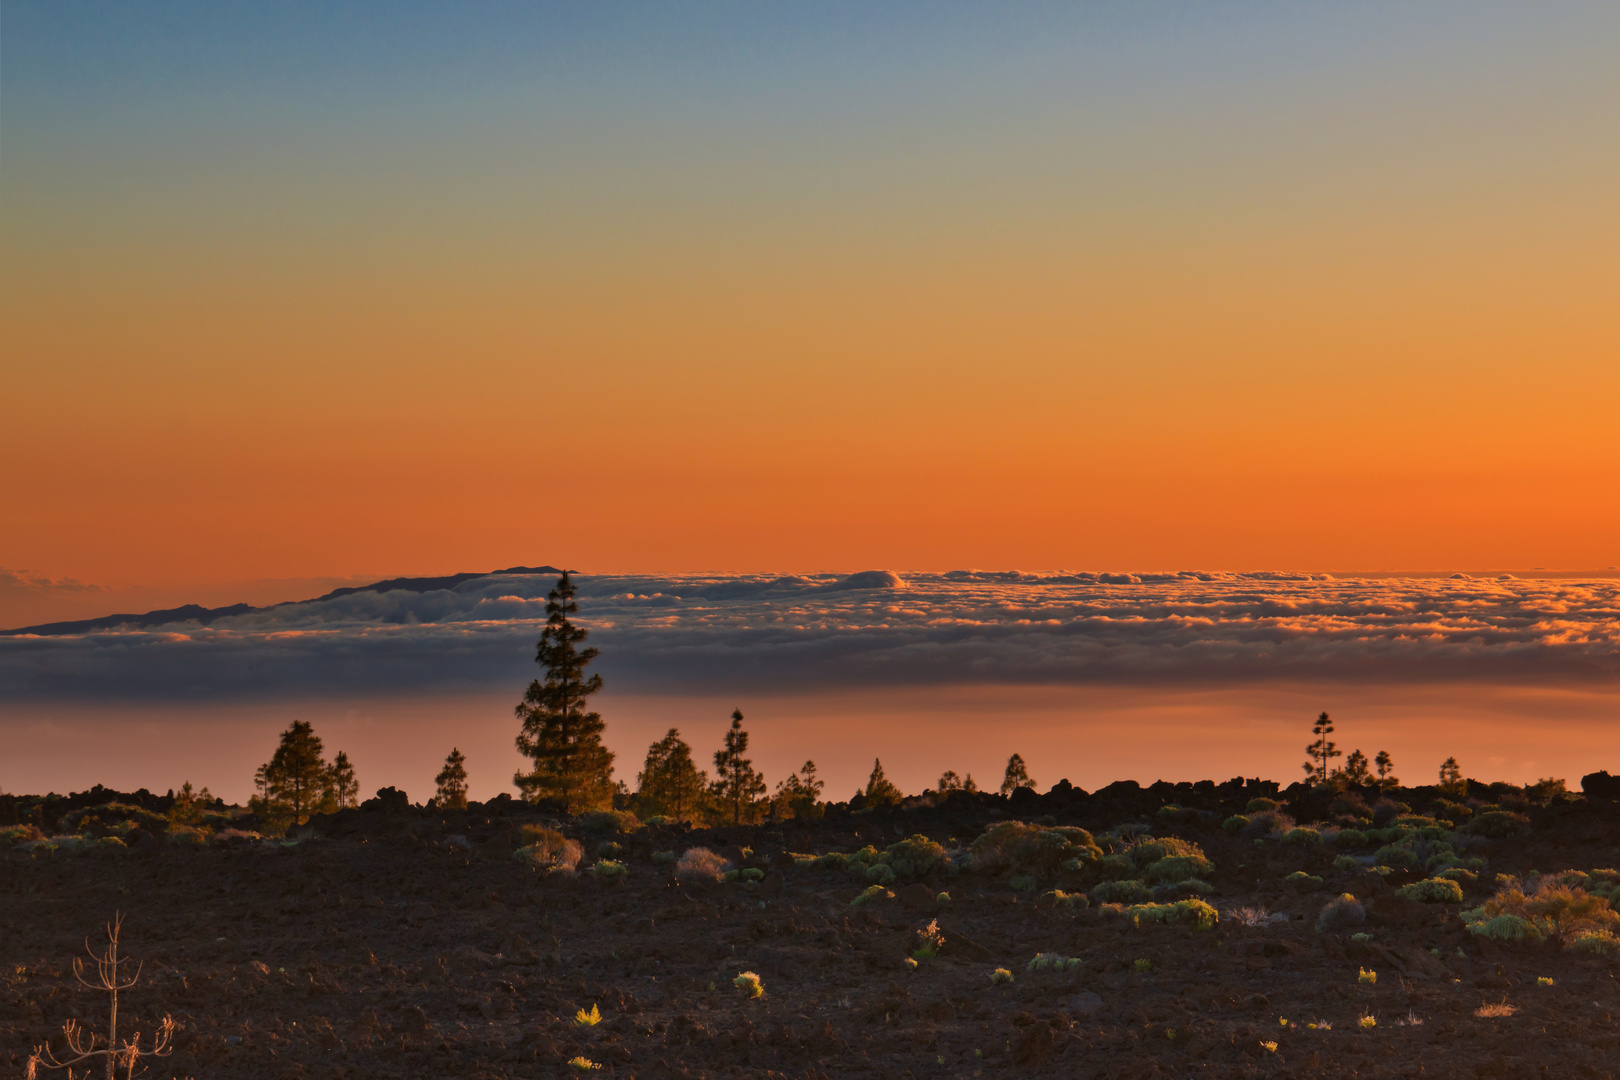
[
  {"xmin": 515, "ymin": 829, "xmax": 583, "ymax": 874},
  {"xmin": 1285, "ymin": 871, "xmax": 1324, "ymax": 887},
  {"xmin": 733, "ymin": 971, "xmax": 765, "ymax": 998},
  {"xmin": 1043, "ymin": 889, "xmax": 1089, "ymax": 910},
  {"xmin": 1026, "ymin": 953, "xmax": 1082, "ymax": 972},
  {"xmin": 1332, "ymin": 828, "xmax": 1370, "ymax": 849},
  {"xmin": 1568, "ymin": 931, "xmax": 1620, "ymax": 957},
  {"xmin": 1283, "ymin": 828, "xmax": 1322, "ymax": 845},
  {"xmin": 1435, "ymin": 867, "xmax": 1478, "ymax": 884},
  {"xmin": 989, "ymin": 968, "xmax": 1014, "ymax": 985},
  {"xmin": 590, "ymin": 859, "xmax": 628, "ymax": 880},
  {"xmin": 1372, "ymin": 843, "xmax": 1419, "ymax": 869},
  {"xmin": 1091, "ymin": 879, "xmax": 1153, "ymax": 904},
  {"xmin": 913, "ymin": 919, "xmax": 946, "ymax": 959},
  {"xmin": 883, "ymin": 834, "xmax": 947, "ymax": 880},
  {"xmin": 1147, "ymin": 854, "xmax": 1214, "ymax": 884},
  {"xmin": 1152, "ymin": 879, "xmax": 1213, "ymax": 898},
  {"xmin": 652, "ymin": 850, "xmax": 676, "ymax": 866},
  {"xmin": 1399, "ymin": 878, "xmax": 1464, "ymax": 903},
  {"xmin": 1246, "ymin": 798, "xmax": 1280, "ymax": 813},
  {"xmin": 1333, "ymin": 855, "xmax": 1362, "ymax": 872},
  {"xmin": 1469, "ymin": 914, "xmax": 1540, "ymax": 943},
  {"xmin": 61, "ymin": 803, "xmax": 170, "ymax": 837},
  {"xmin": 1006, "ymin": 873, "xmax": 1040, "ymax": 893},
  {"xmin": 1133, "ymin": 958, "xmax": 1153, "ymax": 972},
  {"xmin": 165, "ymin": 827, "xmax": 208, "ymax": 847},
  {"xmin": 1350, "ymin": 932, "xmax": 1373, "ymax": 944},
  {"xmin": 1317, "ymin": 894, "xmax": 1367, "ymax": 931},
  {"xmin": 578, "ymin": 809, "xmax": 641, "ymax": 834},
  {"xmin": 674, "ymin": 847, "xmax": 731, "ymax": 884},
  {"xmin": 723, "ymin": 867, "xmax": 765, "ymax": 883},
  {"xmin": 1244, "ymin": 810, "xmax": 1296, "ymax": 837},
  {"xmin": 1125, "ymin": 899, "xmax": 1219, "ymax": 931},
  {"xmin": 968, "ymin": 821, "xmax": 1102, "ymax": 882},
  {"xmin": 0, "ymin": 825, "xmax": 44, "ymax": 848},
  {"xmin": 851, "ymin": 885, "xmax": 893, "ymax": 907},
  {"xmin": 1467, "ymin": 877, "xmax": 1620, "ymax": 946},
  {"xmin": 596, "ymin": 841, "xmax": 623, "ymax": 858},
  {"xmin": 568, "ymin": 1057, "xmax": 601, "ymax": 1074},
  {"xmin": 1358, "ymin": 968, "xmax": 1377, "ymax": 986},
  {"xmin": 1222, "ymin": 815, "xmax": 1250, "ymax": 833},
  {"xmin": 1463, "ymin": 811, "xmax": 1529, "ymax": 838},
  {"xmin": 574, "ymin": 1003, "xmax": 603, "ymax": 1027}
]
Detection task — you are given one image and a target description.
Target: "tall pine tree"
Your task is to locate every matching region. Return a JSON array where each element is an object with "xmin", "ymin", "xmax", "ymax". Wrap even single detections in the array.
[
  {"xmin": 249, "ymin": 720, "xmax": 345, "ymax": 832},
  {"xmin": 1303, "ymin": 711, "xmax": 1341, "ymax": 785},
  {"xmin": 865, "ymin": 758, "xmax": 903, "ymax": 806},
  {"xmin": 514, "ymin": 573, "xmax": 616, "ymax": 812},
  {"xmin": 999, "ymin": 753, "xmax": 1035, "ymax": 796},
  {"xmin": 435, "ymin": 748, "xmax": 469, "ymax": 810},
  {"xmin": 710, "ymin": 709, "xmax": 766, "ymax": 825},
  {"xmin": 636, "ymin": 728, "xmax": 708, "ymax": 822}
]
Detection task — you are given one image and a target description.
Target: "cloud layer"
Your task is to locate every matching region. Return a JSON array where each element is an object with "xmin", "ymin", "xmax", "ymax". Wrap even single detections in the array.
[{"xmin": 4, "ymin": 570, "xmax": 1620, "ymax": 701}]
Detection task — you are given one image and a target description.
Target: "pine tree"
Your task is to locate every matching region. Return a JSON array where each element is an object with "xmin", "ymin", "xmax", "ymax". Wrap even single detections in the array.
[
  {"xmin": 865, "ymin": 758, "xmax": 903, "ymax": 806},
  {"xmin": 1438, "ymin": 756, "xmax": 1465, "ymax": 797},
  {"xmin": 167, "ymin": 781, "xmax": 214, "ymax": 827},
  {"xmin": 1374, "ymin": 750, "xmax": 1398, "ymax": 789},
  {"xmin": 435, "ymin": 748, "xmax": 469, "ymax": 810},
  {"xmin": 636, "ymin": 728, "xmax": 709, "ymax": 822},
  {"xmin": 514, "ymin": 572, "xmax": 616, "ymax": 812},
  {"xmin": 936, "ymin": 770, "xmax": 963, "ymax": 793},
  {"xmin": 1303, "ymin": 711, "xmax": 1341, "ymax": 784},
  {"xmin": 710, "ymin": 710, "xmax": 767, "ymax": 825},
  {"xmin": 1342, "ymin": 749, "xmax": 1371, "ymax": 786},
  {"xmin": 250, "ymin": 720, "xmax": 341, "ymax": 832},
  {"xmin": 772, "ymin": 760, "xmax": 825, "ymax": 820},
  {"xmin": 999, "ymin": 753, "xmax": 1035, "ymax": 797},
  {"xmin": 330, "ymin": 751, "xmax": 359, "ymax": 809}
]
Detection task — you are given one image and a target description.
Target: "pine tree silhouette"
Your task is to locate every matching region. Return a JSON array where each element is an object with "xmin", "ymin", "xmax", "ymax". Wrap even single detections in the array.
[
  {"xmin": 435, "ymin": 748, "xmax": 469, "ymax": 810},
  {"xmin": 637, "ymin": 728, "xmax": 709, "ymax": 822},
  {"xmin": 1303, "ymin": 711, "xmax": 1341, "ymax": 784},
  {"xmin": 710, "ymin": 709, "xmax": 766, "ymax": 825},
  {"xmin": 865, "ymin": 758, "xmax": 903, "ymax": 806},
  {"xmin": 1374, "ymin": 750, "xmax": 1399, "ymax": 789},
  {"xmin": 999, "ymin": 753, "xmax": 1035, "ymax": 796},
  {"xmin": 514, "ymin": 573, "xmax": 616, "ymax": 812}
]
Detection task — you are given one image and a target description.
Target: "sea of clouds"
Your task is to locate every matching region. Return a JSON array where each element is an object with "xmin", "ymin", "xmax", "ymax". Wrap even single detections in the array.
[{"xmin": 3, "ymin": 569, "xmax": 1619, "ymax": 701}]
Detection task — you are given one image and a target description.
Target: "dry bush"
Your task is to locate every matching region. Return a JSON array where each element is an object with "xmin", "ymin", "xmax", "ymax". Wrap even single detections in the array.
[
  {"xmin": 515, "ymin": 827, "xmax": 582, "ymax": 874},
  {"xmin": 1474, "ymin": 1000, "xmax": 1518, "ymax": 1018},
  {"xmin": 674, "ymin": 847, "xmax": 731, "ymax": 884},
  {"xmin": 1474, "ymin": 877, "xmax": 1620, "ymax": 945}
]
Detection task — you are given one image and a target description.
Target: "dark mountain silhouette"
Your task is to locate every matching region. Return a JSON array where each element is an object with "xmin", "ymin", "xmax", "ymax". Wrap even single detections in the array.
[{"xmin": 2, "ymin": 565, "xmax": 564, "ymax": 637}]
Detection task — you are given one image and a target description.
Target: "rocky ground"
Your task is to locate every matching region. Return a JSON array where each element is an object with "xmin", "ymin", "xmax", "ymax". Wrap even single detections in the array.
[{"xmin": 3, "ymin": 778, "xmax": 1619, "ymax": 1079}]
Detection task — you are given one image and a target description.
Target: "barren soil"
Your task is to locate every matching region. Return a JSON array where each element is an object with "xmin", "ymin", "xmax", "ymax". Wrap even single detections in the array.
[{"xmin": 4, "ymin": 782, "xmax": 1619, "ymax": 1079}]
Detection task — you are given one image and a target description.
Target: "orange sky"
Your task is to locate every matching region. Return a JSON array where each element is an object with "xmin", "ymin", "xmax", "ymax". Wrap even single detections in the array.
[{"xmin": 4, "ymin": 3, "xmax": 1618, "ymax": 598}]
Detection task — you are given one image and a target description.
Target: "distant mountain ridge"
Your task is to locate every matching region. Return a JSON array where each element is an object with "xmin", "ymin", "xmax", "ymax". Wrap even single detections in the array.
[{"xmin": 2, "ymin": 565, "xmax": 564, "ymax": 637}]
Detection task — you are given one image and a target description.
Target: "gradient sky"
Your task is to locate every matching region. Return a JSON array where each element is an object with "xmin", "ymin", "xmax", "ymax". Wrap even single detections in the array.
[{"xmin": 4, "ymin": 2, "xmax": 1619, "ymax": 599}]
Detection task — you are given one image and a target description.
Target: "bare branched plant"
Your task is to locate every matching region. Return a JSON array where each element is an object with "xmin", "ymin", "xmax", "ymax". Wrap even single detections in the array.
[{"xmin": 26, "ymin": 913, "xmax": 176, "ymax": 1080}]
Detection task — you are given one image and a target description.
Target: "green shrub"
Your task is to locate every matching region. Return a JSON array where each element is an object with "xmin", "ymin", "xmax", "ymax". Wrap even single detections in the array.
[
  {"xmin": 1026, "ymin": 953, "xmax": 1082, "ymax": 972},
  {"xmin": 1090, "ymin": 879, "xmax": 1153, "ymax": 904},
  {"xmin": 590, "ymin": 859, "xmax": 628, "ymax": 880},
  {"xmin": 733, "ymin": 971, "xmax": 765, "ymax": 998},
  {"xmin": 1043, "ymin": 889, "xmax": 1090, "ymax": 910},
  {"xmin": 1317, "ymin": 893, "xmax": 1366, "ymax": 931},
  {"xmin": 1435, "ymin": 866, "xmax": 1478, "ymax": 884},
  {"xmin": 812, "ymin": 851, "xmax": 849, "ymax": 870},
  {"xmin": 1398, "ymin": 878, "xmax": 1464, "ymax": 903},
  {"xmin": 989, "ymin": 967, "xmax": 1014, "ymax": 985},
  {"xmin": 1006, "ymin": 873, "xmax": 1040, "ymax": 893},
  {"xmin": 1372, "ymin": 843, "xmax": 1419, "ymax": 869},
  {"xmin": 1332, "ymin": 828, "xmax": 1369, "ymax": 849},
  {"xmin": 1463, "ymin": 811, "xmax": 1529, "ymax": 839},
  {"xmin": 1125, "ymin": 898, "xmax": 1219, "ymax": 931},
  {"xmin": 1333, "ymin": 855, "xmax": 1361, "ymax": 872},
  {"xmin": 1285, "ymin": 871, "xmax": 1324, "ymax": 887},
  {"xmin": 968, "ymin": 821, "xmax": 1102, "ymax": 883},
  {"xmin": 652, "ymin": 850, "xmax": 677, "ymax": 866},
  {"xmin": 578, "ymin": 809, "xmax": 641, "ymax": 834},
  {"xmin": 851, "ymin": 885, "xmax": 893, "ymax": 907},
  {"xmin": 166, "ymin": 827, "xmax": 208, "ymax": 847},
  {"xmin": 1222, "ymin": 815, "xmax": 1250, "ymax": 833},
  {"xmin": 1469, "ymin": 914, "xmax": 1540, "ymax": 942},
  {"xmin": 0, "ymin": 825, "xmax": 44, "ymax": 848},
  {"xmin": 597, "ymin": 841, "xmax": 623, "ymax": 858},
  {"xmin": 516, "ymin": 830, "xmax": 583, "ymax": 874},
  {"xmin": 883, "ymin": 835, "xmax": 948, "ymax": 880},
  {"xmin": 61, "ymin": 803, "xmax": 171, "ymax": 836},
  {"xmin": 1568, "ymin": 931, "xmax": 1620, "ymax": 957},
  {"xmin": 1147, "ymin": 854, "xmax": 1214, "ymax": 884},
  {"xmin": 730, "ymin": 867, "xmax": 764, "ymax": 883},
  {"xmin": 1245, "ymin": 798, "xmax": 1280, "ymax": 813},
  {"xmin": 865, "ymin": 863, "xmax": 898, "ymax": 887},
  {"xmin": 1467, "ymin": 877, "xmax": 1620, "ymax": 945},
  {"xmin": 1283, "ymin": 828, "xmax": 1322, "ymax": 845}
]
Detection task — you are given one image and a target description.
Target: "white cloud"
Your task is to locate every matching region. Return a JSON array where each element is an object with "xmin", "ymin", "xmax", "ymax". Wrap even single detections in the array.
[{"xmin": 4, "ymin": 569, "xmax": 1620, "ymax": 701}]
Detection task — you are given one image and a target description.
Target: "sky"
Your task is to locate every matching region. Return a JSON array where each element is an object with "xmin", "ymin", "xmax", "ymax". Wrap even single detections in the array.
[
  {"xmin": 4, "ymin": 1, "xmax": 1619, "ymax": 603},
  {"xmin": 3, "ymin": 5, "xmax": 1619, "ymax": 800}
]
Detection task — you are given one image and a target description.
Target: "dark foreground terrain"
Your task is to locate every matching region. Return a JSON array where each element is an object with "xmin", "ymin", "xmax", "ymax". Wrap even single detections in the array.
[{"xmin": 4, "ymin": 777, "xmax": 1619, "ymax": 1079}]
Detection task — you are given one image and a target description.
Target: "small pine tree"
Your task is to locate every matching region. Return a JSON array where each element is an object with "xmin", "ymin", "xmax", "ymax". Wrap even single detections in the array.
[
  {"xmin": 936, "ymin": 770, "xmax": 963, "ymax": 793},
  {"xmin": 1374, "ymin": 750, "xmax": 1398, "ymax": 789},
  {"xmin": 1342, "ymin": 749, "xmax": 1371, "ymax": 786},
  {"xmin": 637, "ymin": 728, "xmax": 709, "ymax": 822},
  {"xmin": 249, "ymin": 720, "xmax": 342, "ymax": 832},
  {"xmin": 863, "ymin": 758, "xmax": 903, "ymax": 806},
  {"xmin": 710, "ymin": 709, "xmax": 767, "ymax": 825},
  {"xmin": 330, "ymin": 751, "xmax": 359, "ymax": 809},
  {"xmin": 772, "ymin": 760, "xmax": 825, "ymax": 820},
  {"xmin": 435, "ymin": 748, "xmax": 469, "ymax": 810},
  {"xmin": 1303, "ymin": 711, "xmax": 1341, "ymax": 785},
  {"xmin": 1438, "ymin": 756, "xmax": 1465, "ymax": 797},
  {"xmin": 514, "ymin": 573, "xmax": 616, "ymax": 812},
  {"xmin": 167, "ymin": 781, "xmax": 214, "ymax": 827},
  {"xmin": 999, "ymin": 753, "xmax": 1035, "ymax": 797}
]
